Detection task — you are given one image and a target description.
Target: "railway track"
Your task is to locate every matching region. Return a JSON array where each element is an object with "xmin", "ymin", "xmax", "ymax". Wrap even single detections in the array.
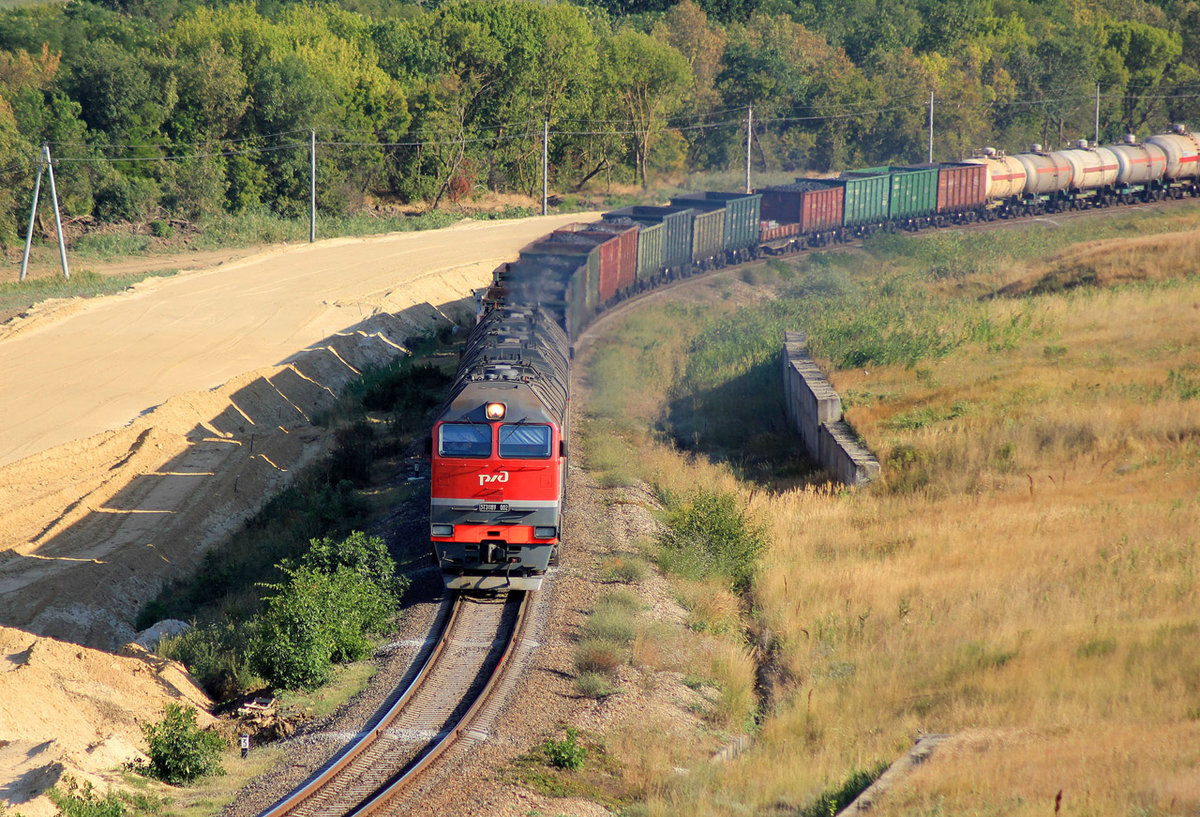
[{"xmin": 256, "ymin": 591, "xmax": 531, "ymax": 817}]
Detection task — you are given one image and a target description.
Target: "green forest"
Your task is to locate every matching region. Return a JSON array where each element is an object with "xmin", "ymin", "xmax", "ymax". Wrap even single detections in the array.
[{"xmin": 0, "ymin": 0, "xmax": 1197, "ymax": 245}]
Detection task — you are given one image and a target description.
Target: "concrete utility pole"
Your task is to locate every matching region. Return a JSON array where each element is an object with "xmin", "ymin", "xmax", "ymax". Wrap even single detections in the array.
[
  {"xmin": 1095, "ymin": 83, "xmax": 1101, "ymax": 145},
  {"xmin": 20, "ymin": 143, "xmax": 69, "ymax": 281},
  {"xmin": 745, "ymin": 106, "xmax": 753, "ymax": 194},
  {"xmin": 542, "ymin": 120, "xmax": 549, "ymax": 216},
  {"xmin": 310, "ymin": 129, "xmax": 317, "ymax": 243},
  {"xmin": 928, "ymin": 91, "xmax": 934, "ymax": 163}
]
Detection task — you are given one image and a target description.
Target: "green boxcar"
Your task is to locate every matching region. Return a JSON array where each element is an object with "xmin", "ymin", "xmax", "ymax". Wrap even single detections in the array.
[
  {"xmin": 670, "ymin": 191, "xmax": 763, "ymax": 251},
  {"xmin": 835, "ymin": 171, "xmax": 891, "ymax": 227},
  {"xmin": 690, "ymin": 208, "xmax": 726, "ymax": 263},
  {"xmin": 885, "ymin": 165, "xmax": 940, "ymax": 219},
  {"xmin": 567, "ymin": 264, "xmax": 588, "ymax": 337},
  {"xmin": 603, "ymin": 206, "xmax": 694, "ymax": 270},
  {"xmin": 635, "ymin": 221, "xmax": 663, "ymax": 283}
]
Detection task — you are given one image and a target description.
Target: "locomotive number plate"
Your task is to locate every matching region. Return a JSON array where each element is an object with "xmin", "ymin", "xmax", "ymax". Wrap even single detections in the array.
[{"xmin": 477, "ymin": 503, "xmax": 510, "ymax": 512}]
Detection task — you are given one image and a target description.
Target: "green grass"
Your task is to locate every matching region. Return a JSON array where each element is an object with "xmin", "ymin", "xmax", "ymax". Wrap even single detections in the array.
[
  {"xmin": 506, "ymin": 730, "xmax": 631, "ymax": 808},
  {"xmin": 0, "ymin": 268, "xmax": 178, "ymax": 316},
  {"xmin": 861, "ymin": 200, "xmax": 1200, "ymax": 277}
]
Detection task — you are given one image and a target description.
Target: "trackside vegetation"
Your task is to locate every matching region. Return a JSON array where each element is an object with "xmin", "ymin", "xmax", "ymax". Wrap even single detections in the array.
[
  {"xmin": 47, "ymin": 778, "xmax": 167, "ymax": 817},
  {"xmin": 138, "ymin": 704, "xmax": 226, "ymax": 786},
  {"xmin": 571, "ymin": 203, "xmax": 1200, "ymax": 815},
  {"xmin": 147, "ymin": 347, "xmax": 455, "ymax": 699}
]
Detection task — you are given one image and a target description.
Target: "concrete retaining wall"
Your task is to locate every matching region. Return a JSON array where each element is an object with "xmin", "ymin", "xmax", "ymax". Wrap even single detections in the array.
[{"xmin": 782, "ymin": 331, "xmax": 880, "ymax": 485}]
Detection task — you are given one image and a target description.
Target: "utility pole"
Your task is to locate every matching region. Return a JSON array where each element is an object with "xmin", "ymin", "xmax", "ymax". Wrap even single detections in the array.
[
  {"xmin": 542, "ymin": 120, "xmax": 549, "ymax": 216},
  {"xmin": 309, "ymin": 129, "xmax": 317, "ymax": 243},
  {"xmin": 20, "ymin": 143, "xmax": 69, "ymax": 281},
  {"xmin": 745, "ymin": 106, "xmax": 753, "ymax": 194},
  {"xmin": 1095, "ymin": 83, "xmax": 1101, "ymax": 145},
  {"xmin": 928, "ymin": 91, "xmax": 934, "ymax": 163}
]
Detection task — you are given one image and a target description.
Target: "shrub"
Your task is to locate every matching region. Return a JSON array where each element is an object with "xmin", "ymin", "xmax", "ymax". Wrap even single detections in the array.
[
  {"xmin": 657, "ymin": 489, "xmax": 767, "ymax": 592},
  {"xmin": 157, "ymin": 621, "xmax": 260, "ymax": 702},
  {"xmin": 581, "ymin": 604, "xmax": 637, "ymax": 646},
  {"xmin": 543, "ymin": 727, "xmax": 587, "ymax": 770},
  {"xmin": 140, "ymin": 703, "xmax": 225, "ymax": 785},
  {"xmin": 301, "ymin": 530, "xmax": 408, "ymax": 611},
  {"xmin": 253, "ymin": 562, "xmax": 393, "ymax": 689},
  {"xmin": 327, "ymin": 420, "xmax": 375, "ymax": 485},
  {"xmin": 798, "ymin": 762, "xmax": 888, "ymax": 817},
  {"xmin": 359, "ymin": 361, "xmax": 450, "ymax": 416},
  {"xmin": 252, "ymin": 531, "xmax": 401, "ymax": 689}
]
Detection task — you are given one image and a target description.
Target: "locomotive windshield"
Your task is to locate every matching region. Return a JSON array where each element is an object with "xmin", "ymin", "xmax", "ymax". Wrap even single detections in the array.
[
  {"xmin": 499, "ymin": 424, "xmax": 553, "ymax": 459},
  {"xmin": 438, "ymin": 423, "xmax": 492, "ymax": 458}
]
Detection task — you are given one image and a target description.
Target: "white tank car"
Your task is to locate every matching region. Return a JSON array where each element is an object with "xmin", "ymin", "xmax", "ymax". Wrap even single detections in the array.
[
  {"xmin": 1015, "ymin": 149, "xmax": 1073, "ymax": 195},
  {"xmin": 1058, "ymin": 143, "xmax": 1119, "ymax": 190},
  {"xmin": 1109, "ymin": 139, "xmax": 1167, "ymax": 185},
  {"xmin": 966, "ymin": 152, "xmax": 1026, "ymax": 199},
  {"xmin": 1146, "ymin": 130, "xmax": 1200, "ymax": 180}
]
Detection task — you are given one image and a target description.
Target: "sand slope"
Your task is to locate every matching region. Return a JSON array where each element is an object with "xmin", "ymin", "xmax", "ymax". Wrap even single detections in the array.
[
  {"xmin": 0, "ymin": 213, "xmax": 587, "ymax": 649},
  {"xmin": 0, "ymin": 213, "xmax": 592, "ymax": 813}
]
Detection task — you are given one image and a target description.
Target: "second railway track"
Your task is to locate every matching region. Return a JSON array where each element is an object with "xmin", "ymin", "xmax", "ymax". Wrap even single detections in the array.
[{"xmin": 258, "ymin": 591, "xmax": 531, "ymax": 817}]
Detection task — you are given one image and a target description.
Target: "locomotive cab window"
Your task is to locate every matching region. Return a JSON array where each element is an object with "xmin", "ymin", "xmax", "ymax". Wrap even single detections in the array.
[
  {"xmin": 438, "ymin": 423, "xmax": 492, "ymax": 458},
  {"xmin": 499, "ymin": 424, "xmax": 553, "ymax": 459}
]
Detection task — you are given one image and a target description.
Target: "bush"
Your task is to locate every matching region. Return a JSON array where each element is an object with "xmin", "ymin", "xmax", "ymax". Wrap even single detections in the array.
[
  {"xmin": 359, "ymin": 361, "xmax": 450, "ymax": 417},
  {"xmin": 140, "ymin": 704, "xmax": 225, "ymax": 785},
  {"xmin": 253, "ymin": 531, "xmax": 402, "ymax": 689},
  {"xmin": 600, "ymin": 555, "xmax": 648, "ymax": 583},
  {"xmin": 580, "ymin": 604, "xmax": 637, "ymax": 646},
  {"xmin": 543, "ymin": 727, "xmax": 587, "ymax": 771},
  {"xmin": 253, "ymin": 563, "xmax": 393, "ymax": 689},
  {"xmin": 157, "ymin": 622, "xmax": 260, "ymax": 702},
  {"xmin": 300, "ymin": 530, "xmax": 407, "ymax": 609},
  {"xmin": 657, "ymin": 489, "xmax": 767, "ymax": 592},
  {"xmin": 798, "ymin": 762, "xmax": 888, "ymax": 817},
  {"xmin": 327, "ymin": 420, "xmax": 375, "ymax": 485}
]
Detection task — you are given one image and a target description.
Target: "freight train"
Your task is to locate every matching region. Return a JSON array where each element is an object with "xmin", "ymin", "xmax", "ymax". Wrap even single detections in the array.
[{"xmin": 429, "ymin": 126, "xmax": 1200, "ymax": 591}]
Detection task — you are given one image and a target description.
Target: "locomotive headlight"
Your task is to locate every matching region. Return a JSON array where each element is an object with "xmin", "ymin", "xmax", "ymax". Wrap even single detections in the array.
[
  {"xmin": 431, "ymin": 524, "xmax": 454, "ymax": 537},
  {"xmin": 533, "ymin": 526, "xmax": 557, "ymax": 539},
  {"xmin": 485, "ymin": 402, "xmax": 506, "ymax": 420}
]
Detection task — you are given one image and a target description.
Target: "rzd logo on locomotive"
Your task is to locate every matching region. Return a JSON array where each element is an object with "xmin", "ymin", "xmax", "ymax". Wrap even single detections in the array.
[{"xmin": 479, "ymin": 470, "xmax": 510, "ymax": 486}]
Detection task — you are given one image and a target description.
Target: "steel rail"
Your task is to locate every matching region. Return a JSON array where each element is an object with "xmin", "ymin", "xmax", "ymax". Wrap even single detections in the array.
[{"xmin": 352, "ymin": 590, "xmax": 532, "ymax": 816}]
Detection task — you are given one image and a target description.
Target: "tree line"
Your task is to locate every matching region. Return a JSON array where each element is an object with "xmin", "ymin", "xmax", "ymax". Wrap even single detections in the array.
[{"xmin": 0, "ymin": 0, "xmax": 1197, "ymax": 246}]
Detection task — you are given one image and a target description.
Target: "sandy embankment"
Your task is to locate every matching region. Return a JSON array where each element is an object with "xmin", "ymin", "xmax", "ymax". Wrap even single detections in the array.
[{"xmin": 0, "ymin": 213, "xmax": 591, "ymax": 814}]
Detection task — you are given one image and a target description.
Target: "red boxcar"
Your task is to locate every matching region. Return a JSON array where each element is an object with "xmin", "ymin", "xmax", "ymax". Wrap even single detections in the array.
[
  {"xmin": 550, "ymin": 224, "xmax": 626, "ymax": 303},
  {"xmin": 758, "ymin": 180, "xmax": 845, "ymax": 233},
  {"xmin": 935, "ymin": 162, "xmax": 988, "ymax": 213},
  {"xmin": 554, "ymin": 221, "xmax": 639, "ymax": 299}
]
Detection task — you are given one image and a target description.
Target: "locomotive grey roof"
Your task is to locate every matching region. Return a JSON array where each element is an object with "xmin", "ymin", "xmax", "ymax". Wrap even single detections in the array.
[{"xmin": 439, "ymin": 305, "xmax": 569, "ymax": 427}]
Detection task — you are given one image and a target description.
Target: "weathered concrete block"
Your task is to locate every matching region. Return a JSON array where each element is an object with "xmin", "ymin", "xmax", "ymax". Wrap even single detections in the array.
[{"xmin": 782, "ymin": 332, "xmax": 879, "ymax": 486}]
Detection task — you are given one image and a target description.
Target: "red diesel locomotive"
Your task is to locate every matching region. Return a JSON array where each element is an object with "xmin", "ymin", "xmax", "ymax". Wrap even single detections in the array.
[{"xmin": 429, "ymin": 305, "xmax": 569, "ymax": 591}]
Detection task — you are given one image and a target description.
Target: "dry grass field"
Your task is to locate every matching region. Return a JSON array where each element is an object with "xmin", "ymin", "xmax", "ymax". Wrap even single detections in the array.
[{"xmin": 580, "ymin": 204, "xmax": 1200, "ymax": 816}]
